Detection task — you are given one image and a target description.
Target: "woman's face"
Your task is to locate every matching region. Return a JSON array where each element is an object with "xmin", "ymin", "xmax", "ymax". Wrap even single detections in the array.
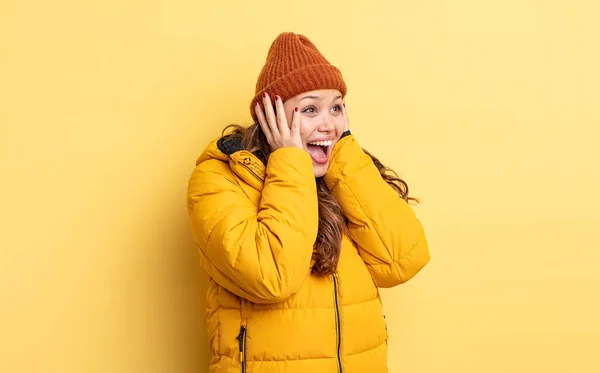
[{"xmin": 283, "ymin": 89, "xmax": 345, "ymax": 177}]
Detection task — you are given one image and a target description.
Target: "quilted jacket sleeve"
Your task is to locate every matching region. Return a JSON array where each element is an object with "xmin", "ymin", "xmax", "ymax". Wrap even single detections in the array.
[
  {"xmin": 187, "ymin": 147, "xmax": 318, "ymax": 303},
  {"xmin": 323, "ymin": 135, "xmax": 430, "ymax": 287}
]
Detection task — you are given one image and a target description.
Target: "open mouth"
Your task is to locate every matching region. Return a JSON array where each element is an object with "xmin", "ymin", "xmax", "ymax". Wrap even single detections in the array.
[{"xmin": 306, "ymin": 140, "xmax": 333, "ymax": 164}]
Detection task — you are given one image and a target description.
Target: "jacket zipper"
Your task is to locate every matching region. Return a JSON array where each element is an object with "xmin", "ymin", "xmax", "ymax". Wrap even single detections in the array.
[
  {"xmin": 333, "ymin": 273, "xmax": 343, "ymax": 373},
  {"xmin": 237, "ymin": 326, "xmax": 247, "ymax": 373},
  {"xmin": 384, "ymin": 314, "xmax": 388, "ymax": 345},
  {"xmin": 241, "ymin": 163, "xmax": 264, "ymax": 182}
]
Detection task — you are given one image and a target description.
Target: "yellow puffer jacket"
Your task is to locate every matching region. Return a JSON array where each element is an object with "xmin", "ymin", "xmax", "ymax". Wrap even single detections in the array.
[{"xmin": 187, "ymin": 133, "xmax": 430, "ymax": 373}]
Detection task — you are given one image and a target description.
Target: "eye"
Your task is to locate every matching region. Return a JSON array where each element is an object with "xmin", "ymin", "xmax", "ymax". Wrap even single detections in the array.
[
  {"xmin": 332, "ymin": 104, "xmax": 342, "ymax": 112},
  {"xmin": 302, "ymin": 106, "xmax": 316, "ymax": 113}
]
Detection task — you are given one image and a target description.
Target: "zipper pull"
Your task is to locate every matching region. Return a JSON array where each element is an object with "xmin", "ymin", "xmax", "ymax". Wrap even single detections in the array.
[{"xmin": 237, "ymin": 326, "xmax": 246, "ymax": 363}]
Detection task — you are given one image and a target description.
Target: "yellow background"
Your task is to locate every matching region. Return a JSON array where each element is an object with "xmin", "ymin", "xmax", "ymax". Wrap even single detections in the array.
[{"xmin": 1, "ymin": 0, "xmax": 599, "ymax": 372}]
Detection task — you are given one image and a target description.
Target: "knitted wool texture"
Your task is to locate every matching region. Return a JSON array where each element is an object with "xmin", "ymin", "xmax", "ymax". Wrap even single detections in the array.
[{"xmin": 250, "ymin": 32, "xmax": 347, "ymax": 121}]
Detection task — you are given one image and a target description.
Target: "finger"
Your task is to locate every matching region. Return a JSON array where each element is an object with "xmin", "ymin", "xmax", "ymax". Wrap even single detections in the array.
[
  {"xmin": 262, "ymin": 93, "xmax": 279, "ymax": 136},
  {"xmin": 290, "ymin": 106, "xmax": 300, "ymax": 136},
  {"xmin": 255, "ymin": 102, "xmax": 274, "ymax": 143},
  {"xmin": 275, "ymin": 95, "xmax": 289, "ymax": 134}
]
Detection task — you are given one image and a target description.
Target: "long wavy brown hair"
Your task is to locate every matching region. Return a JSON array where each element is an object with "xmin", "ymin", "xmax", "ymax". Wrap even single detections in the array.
[{"xmin": 222, "ymin": 123, "xmax": 418, "ymax": 276}]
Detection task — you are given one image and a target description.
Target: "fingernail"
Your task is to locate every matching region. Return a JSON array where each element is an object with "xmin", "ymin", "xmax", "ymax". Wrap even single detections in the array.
[
  {"xmin": 275, "ymin": 95, "xmax": 280, "ymax": 101},
  {"xmin": 263, "ymin": 92, "xmax": 267, "ymax": 98},
  {"xmin": 343, "ymin": 103, "xmax": 346, "ymax": 108},
  {"xmin": 294, "ymin": 107, "xmax": 299, "ymax": 112}
]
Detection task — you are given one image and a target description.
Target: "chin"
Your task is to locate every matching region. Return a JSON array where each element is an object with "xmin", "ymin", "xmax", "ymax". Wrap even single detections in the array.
[{"xmin": 313, "ymin": 163, "xmax": 328, "ymax": 178}]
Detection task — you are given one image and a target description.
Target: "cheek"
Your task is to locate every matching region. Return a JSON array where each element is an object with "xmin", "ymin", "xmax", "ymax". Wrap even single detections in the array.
[
  {"xmin": 299, "ymin": 120, "xmax": 316, "ymax": 142},
  {"xmin": 283, "ymin": 101, "xmax": 296, "ymax": 127},
  {"xmin": 284, "ymin": 110, "xmax": 293, "ymax": 126},
  {"xmin": 334, "ymin": 117, "xmax": 345, "ymax": 134}
]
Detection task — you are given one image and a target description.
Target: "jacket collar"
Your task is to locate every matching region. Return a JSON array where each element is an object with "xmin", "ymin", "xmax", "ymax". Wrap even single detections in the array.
[{"xmin": 196, "ymin": 135, "xmax": 266, "ymax": 191}]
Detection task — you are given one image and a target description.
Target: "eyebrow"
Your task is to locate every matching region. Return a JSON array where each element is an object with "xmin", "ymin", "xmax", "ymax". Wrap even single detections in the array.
[{"xmin": 300, "ymin": 95, "xmax": 343, "ymax": 102}]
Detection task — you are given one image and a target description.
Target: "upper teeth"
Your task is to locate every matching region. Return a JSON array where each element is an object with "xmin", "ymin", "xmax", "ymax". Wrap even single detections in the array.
[{"xmin": 308, "ymin": 140, "xmax": 332, "ymax": 146}]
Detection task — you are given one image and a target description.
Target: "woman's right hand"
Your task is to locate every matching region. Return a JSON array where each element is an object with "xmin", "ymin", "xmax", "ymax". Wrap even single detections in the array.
[{"xmin": 254, "ymin": 93, "xmax": 303, "ymax": 152}]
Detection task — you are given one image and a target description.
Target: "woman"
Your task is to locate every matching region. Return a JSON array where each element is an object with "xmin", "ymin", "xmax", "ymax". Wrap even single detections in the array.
[{"xmin": 187, "ymin": 32, "xmax": 430, "ymax": 373}]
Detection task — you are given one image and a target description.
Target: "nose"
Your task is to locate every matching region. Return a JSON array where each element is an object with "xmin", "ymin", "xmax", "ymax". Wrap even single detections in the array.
[{"xmin": 316, "ymin": 113, "xmax": 336, "ymax": 133}]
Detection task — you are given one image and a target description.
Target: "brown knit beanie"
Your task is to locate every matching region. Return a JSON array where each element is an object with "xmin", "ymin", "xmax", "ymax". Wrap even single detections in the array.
[{"xmin": 250, "ymin": 32, "xmax": 347, "ymax": 121}]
